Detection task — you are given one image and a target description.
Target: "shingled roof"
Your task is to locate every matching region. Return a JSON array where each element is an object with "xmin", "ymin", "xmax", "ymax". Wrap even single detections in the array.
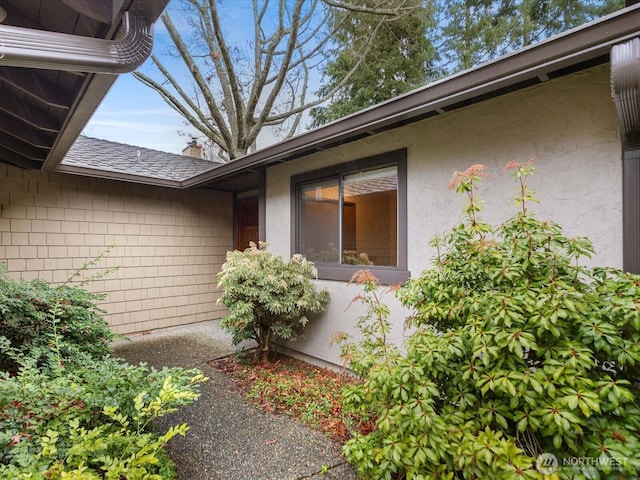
[{"xmin": 60, "ymin": 136, "xmax": 221, "ymax": 187}]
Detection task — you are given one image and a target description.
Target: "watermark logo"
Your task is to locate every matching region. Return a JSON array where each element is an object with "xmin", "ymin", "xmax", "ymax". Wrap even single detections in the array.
[
  {"xmin": 536, "ymin": 453, "xmax": 558, "ymax": 474},
  {"xmin": 536, "ymin": 453, "xmax": 628, "ymax": 474}
]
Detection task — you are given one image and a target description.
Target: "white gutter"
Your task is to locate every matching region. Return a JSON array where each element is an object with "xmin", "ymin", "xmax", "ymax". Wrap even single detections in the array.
[{"xmin": 0, "ymin": 11, "xmax": 153, "ymax": 74}]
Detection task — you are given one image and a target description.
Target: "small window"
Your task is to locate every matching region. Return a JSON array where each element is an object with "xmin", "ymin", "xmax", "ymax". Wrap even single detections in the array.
[{"xmin": 292, "ymin": 150, "xmax": 408, "ymax": 283}]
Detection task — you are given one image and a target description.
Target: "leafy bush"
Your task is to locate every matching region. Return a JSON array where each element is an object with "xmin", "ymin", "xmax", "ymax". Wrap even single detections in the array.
[
  {"xmin": 339, "ymin": 162, "xmax": 640, "ymax": 479},
  {"xmin": 0, "ymin": 350, "xmax": 206, "ymax": 479},
  {"xmin": 0, "ymin": 262, "xmax": 115, "ymax": 373},
  {"xmin": 0, "ymin": 252, "xmax": 207, "ymax": 479},
  {"xmin": 217, "ymin": 242, "xmax": 330, "ymax": 362}
]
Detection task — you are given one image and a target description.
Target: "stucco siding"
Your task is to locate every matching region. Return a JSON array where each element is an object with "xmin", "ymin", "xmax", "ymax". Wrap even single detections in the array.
[
  {"xmin": 266, "ymin": 65, "xmax": 622, "ymax": 366},
  {"xmin": 0, "ymin": 166, "xmax": 232, "ymax": 334}
]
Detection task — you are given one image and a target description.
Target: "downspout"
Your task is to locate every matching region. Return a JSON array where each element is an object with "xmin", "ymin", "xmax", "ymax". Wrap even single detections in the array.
[
  {"xmin": 611, "ymin": 37, "xmax": 640, "ymax": 273},
  {"xmin": 0, "ymin": 11, "xmax": 153, "ymax": 74}
]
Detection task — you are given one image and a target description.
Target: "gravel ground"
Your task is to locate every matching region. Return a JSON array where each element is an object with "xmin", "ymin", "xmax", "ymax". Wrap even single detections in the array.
[{"xmin": 112, "ymin": 321, "xmax": 357, "ymax": 480}]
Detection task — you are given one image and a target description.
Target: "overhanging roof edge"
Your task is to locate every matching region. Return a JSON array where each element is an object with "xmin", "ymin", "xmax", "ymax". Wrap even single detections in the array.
[{"xmin": 56, "ymin": 163, "xmax": 185, "ymax": 189}]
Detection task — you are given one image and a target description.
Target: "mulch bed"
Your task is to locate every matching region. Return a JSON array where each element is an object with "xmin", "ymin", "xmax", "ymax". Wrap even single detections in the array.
[{"xmin": 209, "ymin": 352, "xmax": 374, "ymax": 442}]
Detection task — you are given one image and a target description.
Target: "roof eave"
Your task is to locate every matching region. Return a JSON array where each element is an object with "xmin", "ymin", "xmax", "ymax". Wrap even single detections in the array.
[
  {"xmin": 45, "ymin": 74, "xmax": 117, "ymax": 171},
  {"xmin": 56, "ymin": 163, "xmax": 186, "ymax": 189},
  {"xmin": 183, "ymin": 4, "xmax": 640, "ymax": 189}
]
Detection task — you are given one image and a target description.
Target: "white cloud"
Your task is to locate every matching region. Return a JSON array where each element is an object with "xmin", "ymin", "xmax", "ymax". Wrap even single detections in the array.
[
  {"xmin": 85, "ymin": 119, "xmax": 177, "ymax": 132},
  {"xmin": 92, "ymin": 108, "xmax": 176, "ymax": 117}
]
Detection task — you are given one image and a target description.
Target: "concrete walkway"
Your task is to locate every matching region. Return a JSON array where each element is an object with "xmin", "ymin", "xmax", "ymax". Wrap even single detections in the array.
[{"xmin": 112, "ymin": 322, "xmax": 357, "ymax": 480}]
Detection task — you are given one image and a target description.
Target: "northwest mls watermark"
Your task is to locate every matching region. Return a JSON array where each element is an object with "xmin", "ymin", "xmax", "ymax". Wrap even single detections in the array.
[{"xmin": 536, "ymin": 453, "xmax": 629, "ymax": 474}]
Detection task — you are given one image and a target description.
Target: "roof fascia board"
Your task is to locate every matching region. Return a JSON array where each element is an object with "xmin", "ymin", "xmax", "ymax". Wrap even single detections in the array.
[
  {"xmin": 45, "ymin": 74, "xmax": 117, "ymax": 170},
  {"xmin": 183, "ymin": 4, "xmax": 640, "ymax": 189},
  {"xmin": 56, "ymin": 163, "xmax": 185, "ymax": 189}
]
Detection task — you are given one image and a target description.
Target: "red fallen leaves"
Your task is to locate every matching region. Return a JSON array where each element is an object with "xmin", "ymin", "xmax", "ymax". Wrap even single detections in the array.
[
  {"xmin": 211, "ymin": 353, "xmax": 375, "ymax": 443},
  {"xmin": 3, "ymin": 398, "xmax": 87, "ymax": 450},
  {"xmin": 9, "ymin": 432, "xmax": 31, "ymax": 447}
]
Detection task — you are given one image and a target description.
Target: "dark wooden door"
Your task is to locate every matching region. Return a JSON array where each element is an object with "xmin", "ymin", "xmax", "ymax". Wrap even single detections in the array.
[{"xmin": 236, "ymin": 195, "xmax": 259, "ymax": 251}]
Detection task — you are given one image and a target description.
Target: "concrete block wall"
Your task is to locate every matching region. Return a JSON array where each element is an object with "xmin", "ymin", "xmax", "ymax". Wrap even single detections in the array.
[{"xmin": 0, "ymin": 165, "xmax": 233, "ymax": 334}]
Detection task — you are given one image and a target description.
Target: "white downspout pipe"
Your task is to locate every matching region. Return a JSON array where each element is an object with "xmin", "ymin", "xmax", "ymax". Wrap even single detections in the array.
[{"xmin": 0, "ymin": 12, "xmax": 153, "ymax": 74}]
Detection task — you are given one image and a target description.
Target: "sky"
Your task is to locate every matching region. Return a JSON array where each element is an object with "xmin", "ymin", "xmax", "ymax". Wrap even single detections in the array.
[
  {"xmin": 82, "ymin": 1, "xmax": 313, "ymax": 156},
  {"xmin": 82, "ymin": 72, "xmax": 196, "ymax": 155},
  {"xmin": 82, "ymin": 2, "xmax": 619, "ymax": 156},
  {"xmin": 82, "ymin": 1, "xmax": 202, "ymax": 157}
]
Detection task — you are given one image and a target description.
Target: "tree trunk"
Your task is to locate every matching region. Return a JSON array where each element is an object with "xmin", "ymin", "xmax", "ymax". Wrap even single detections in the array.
[{"xmin": 257, "ymin": 326, "xmax": 272, "ymax": 363}]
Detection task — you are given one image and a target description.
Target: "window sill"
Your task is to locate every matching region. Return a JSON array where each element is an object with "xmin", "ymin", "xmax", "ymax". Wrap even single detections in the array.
[{"xmin": 315, "ymin": 265, "xmax": 410, "ymax": 285}]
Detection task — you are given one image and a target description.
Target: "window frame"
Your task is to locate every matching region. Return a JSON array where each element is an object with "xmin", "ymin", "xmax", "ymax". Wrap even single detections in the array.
[{"xmin": 291, "ymin": 149, "xmax": 409, "ymax": 284}]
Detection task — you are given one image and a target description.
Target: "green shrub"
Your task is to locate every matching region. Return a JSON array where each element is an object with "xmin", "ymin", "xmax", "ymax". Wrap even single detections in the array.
[
  {"xmin": 0, "ymin": 251, "xmax": 207, "ymax": 479},
  {"xmin": 217, "ymin": 242, "xmax": 330, "ymax": 362},
  {"xmin": 0, "ymin": 352, "xmax": 206, "ymax": 479},
  {"xmin": 0, "ymin": 263, "xmax": 115, "ymax": 373},
  {"xmin": 339, "ymin": 162, "xmax": 640, "ymax": 479}
]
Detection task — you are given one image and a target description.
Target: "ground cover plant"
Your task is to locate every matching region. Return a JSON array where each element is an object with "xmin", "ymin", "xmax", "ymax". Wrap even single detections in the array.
[
  {"xmin": 0, "ymin": 258, "xmax": 206, "ymax": 479},
  {"xmin": 217, "ymin": 242, "xmax": 330, "ymax": 362},
  {"xmin": 338, "ymin": 161, "xmax": 640, "ymax": 479},
  {"xmin": 212, "ymin": 352, "xmax": 375, "ymax": 442},
  {"xmin": 0, "ymin": 354, "xmax": 206, "ymax": 479}
]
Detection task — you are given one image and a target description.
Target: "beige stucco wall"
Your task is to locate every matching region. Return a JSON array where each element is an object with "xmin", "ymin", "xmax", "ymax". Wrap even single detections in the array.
[
  {"xmin": 266, "ymin": 65, "xmax": 623, "ymax": 366},
  {"xmin": 0, "ymin": 166, "xmax": 232, "ymax": 334}
]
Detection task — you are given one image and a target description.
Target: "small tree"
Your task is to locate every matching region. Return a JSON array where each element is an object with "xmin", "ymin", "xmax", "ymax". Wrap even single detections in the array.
[
  {"xmin": 217, "ymin": 242, "xmax": 330, "ymax": 362},
  {"xmin": 340, "ymin": 161, "xmax": 640, "ymax": 479}
]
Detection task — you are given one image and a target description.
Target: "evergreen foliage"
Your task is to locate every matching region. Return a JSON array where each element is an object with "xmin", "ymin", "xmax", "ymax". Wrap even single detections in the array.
[
  {"xmin": 0, "ymin": 266, "xmax": 114, "ymax": 373},
  {"xmin": 312, "ymin": 0, "xmax": 622, "ymax": 126},
  {"xmin": 217, "ymin": 242, "xmax": 330, "ymax": 362},
  {"xmin": 339, "ymin": 161, "xmax": 640, "ymax": 479},
  {"xmin": 0, "ymin": 351, "xmax": 206, "ymax": 480},
  {"xmin": 434, "ymin": 0, "xmax": 622, "ymax": 72},
  {"xmin": 138, "ymin": 1, "xmax": 624, "ymax": 148},
  {"xmin": 310, "ymin": 0, "xmax": 437, "ymax": 126},
  {"xmin": 0, "ymin": 255, "xmax": 206, "ymax": 479}
]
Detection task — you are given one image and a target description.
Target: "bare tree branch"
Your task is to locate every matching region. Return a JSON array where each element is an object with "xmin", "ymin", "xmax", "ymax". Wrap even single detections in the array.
[
  {"xmin": 321, "ymin": 0, "xmax": 416, "ymax": 17},
  {"xmin": 205, "ymin": 0, "xmax": 247, "ymax": 151},
  {"xmin": 134, "ymin": 0, "xmax": 415, "ymax": 160},
  {"xmin": 133, "ymin": 69, "xmax": 225, "ymax": 147},
  {"xmin": 246, "ymin": 0, "xmax": 305, "ymax": 144},
  {"xmin": 159, "ymin": 11, "xmax": 237, "ymax": 155},
  {"xmin": 264, "ymin": 17, "xmax": 387, "ymax": 124}
]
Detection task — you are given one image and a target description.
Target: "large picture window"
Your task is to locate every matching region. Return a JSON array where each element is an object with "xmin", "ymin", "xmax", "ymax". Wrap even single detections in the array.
[{"xmin": 292, "ymin": 150, "xmax": 408, "ymax": 283}]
